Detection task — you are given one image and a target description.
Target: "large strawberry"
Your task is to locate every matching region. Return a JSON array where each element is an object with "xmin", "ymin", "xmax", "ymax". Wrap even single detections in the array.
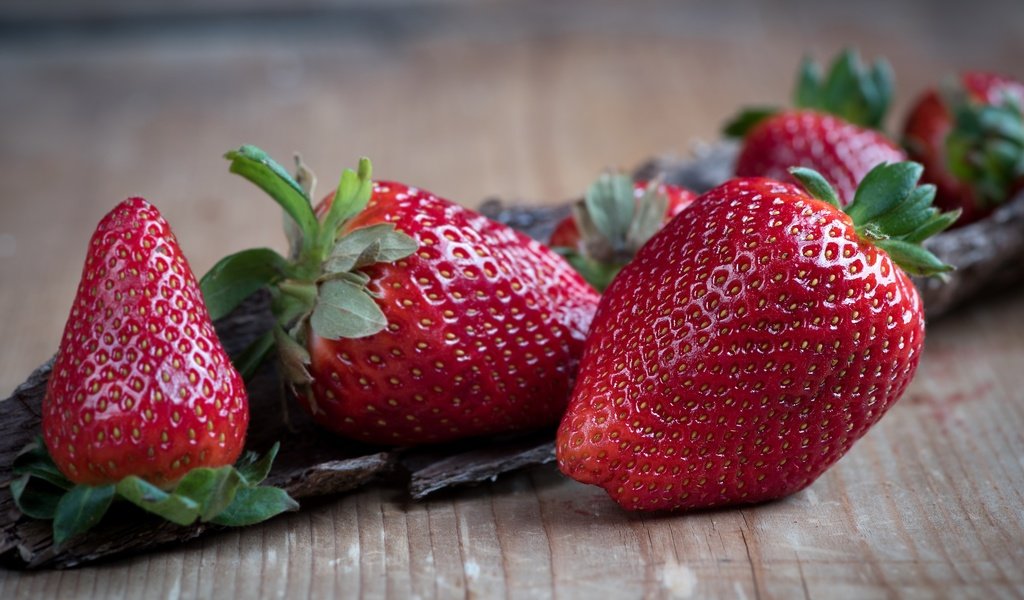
[
  {"xmin": 726, "ymin": 49, "xmax": 906, "ymax": 204},
  {"xmin": 202, "ymin": 146, "xmax": 599, "ymax": 446},
  {"xmin": 14, "ymin": 198, "xmax": 296, "ymax": 544},
  {"xmin": 902, "ymin": 71, "xmax": 1024, "ymax": 226},
  {"xmin": 556, "ymin": 162, "xmax": 958, "ymax": 512},
  {"xmin": 548, "ymin": 173, "xmax": 697, "ymax": 291}
]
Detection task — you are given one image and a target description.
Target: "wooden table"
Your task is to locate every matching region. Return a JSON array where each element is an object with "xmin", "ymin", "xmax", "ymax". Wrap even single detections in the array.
[{"xmin": 2, "ymin": 1, "xmax": 1023, "ymax": 597}]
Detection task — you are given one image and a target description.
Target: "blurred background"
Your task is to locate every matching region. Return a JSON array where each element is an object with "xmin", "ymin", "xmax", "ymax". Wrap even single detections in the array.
[{"xmin": 1, "ymin": 0, "xmax": 1022, "ymax": 395}]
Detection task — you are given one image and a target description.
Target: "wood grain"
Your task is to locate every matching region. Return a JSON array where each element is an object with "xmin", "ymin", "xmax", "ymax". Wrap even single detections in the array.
[{"xmin": 2, "ymin": 0, "xmax": 1024, "ymax": 597}]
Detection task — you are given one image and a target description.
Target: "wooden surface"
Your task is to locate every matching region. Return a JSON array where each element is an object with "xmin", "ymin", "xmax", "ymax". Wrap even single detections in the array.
[{"xmin": 2, "ymin": 0, "xmax": 1023, "ymax": 597}]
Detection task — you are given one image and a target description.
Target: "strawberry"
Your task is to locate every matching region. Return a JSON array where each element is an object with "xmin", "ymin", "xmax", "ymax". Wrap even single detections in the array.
[
  {"xmin": 556, "ymin": 162, "xmax": 958, "ymax": 512},
  {"xmin": 726, "ymin": 49, "xmax": 906, "ymax": 204},
  {"xmin": 202, "ymin": 146, "xmax": 599, "ymax": 446},
  {"xmin": 548, "ymin": 174, "xmax": 697, "ymax": 291},
  {"xmin": 14, "ymin": 198, "xmax": 296, "ymax": 544},
  {"xmin": 902, "ymin": 71, "xmax": 1024, "ymax": 226}
]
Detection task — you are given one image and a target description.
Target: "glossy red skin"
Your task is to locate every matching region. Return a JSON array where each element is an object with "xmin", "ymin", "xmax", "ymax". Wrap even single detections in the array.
[
  {"xmin": 736, "ymin": 110, "xmax": 907, "ymax": 205},
  {"xmin": 903, "ymin": 71, "xmax": 1024, "ymax": 226},
  {"xmin": 43, "ymin": 198, "xmax": 248, "ymax": 487},
  {"xmin": 548, "ymin": 181, "xmax": 698, "ymax": 250},
  {"xmin": 557, "ymin": 178, "xmax": 924, "ymax": 512},
  {"xmin": 306, "ymin": 182, "xmax": 600, "ymax": 445}
]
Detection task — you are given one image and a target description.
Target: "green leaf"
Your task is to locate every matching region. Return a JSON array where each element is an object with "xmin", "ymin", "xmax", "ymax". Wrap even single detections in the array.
[
  {"xmin": 723, "ymin": 107, "xmax": 779, "ymax": 138},
  {"xmin": 200, "ymin": 248, "xmax": 291, "ymax": 321},
  {"xmin": 625, "ymin": 182, "xmax": 669, "ymax": 253},
  {"xmin": 846, "ymin": 162, "xmax": 923, "ymax": 225},
  {"xmin": 225, "ymin": 146, "xmax": 318, "ymax": 251},
  {"xmin": 794, "ymin": 55, "xmax": 822, "ymax": 108},
  {"xmin": 234, "ymin": 443, "xmax": 281, "ymax": 486},
  {"xmin": 53, "ymin": 484, "xmax": 115, "ymax": 546},
  {"xmin": 585, "ymin": 172, "xmax": 636, "ymax": 248},
  {"xmin": 563, "ymin": 252, "xmax": 623, "ymax": 293},
  {"xmin": 116, "ymin": 476, "xmax": 200, "ymax": 526},
  {"xmin": 319, "ymin": 157, "xmax": 375, "ymax": 252},
  {"xmin": 11, "ymin": 474, "xmax": 64, "ymax": 520},
  {"xmin": 840, "ymin": 161, "xmax": 957, "ymax": 277},
  {"xmin": 903, "ymin": 210, "xmax": 961, "ymax": 243},
  {"xmin": 310, "ymin": 278, "xmax": 387, "ymax": 339},
  {"xmin": 13, "ymin": 436, "xmax": 73, "ymax": 491},
  {"xmin": 324, "ymin": 223, "xmax": 418, "ymax": 274},
  {"xmin": 172, "ymin": 466, "xmax": 244, "ymax": 522},
  {"xmin": 210, "ymin": 486, "xmax": 299, "ymax": 527},
  {"xmin": 791, "ymin": 48, "xmax": 893, "ymax": 129},
  {"xmin": 875, "ymin": 239, "xmax": 953, "ymax": 277},
  {"xmin": 789, "ymin": 167, "xmax": 841, "ymax": 208}
]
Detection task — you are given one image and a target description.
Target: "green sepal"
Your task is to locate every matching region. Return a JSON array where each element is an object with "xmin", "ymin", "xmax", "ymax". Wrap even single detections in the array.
[
  {"xmin": 200, "ymin": 248, "xmax": 292, "ymax": 321},
  {"xmin": 173, "ymin": 466, "xmax": 245, "ymax": 522},
  {"xmin": 788, "ymin": 167, "xmax": 841, "ymax": 208},
  {"xmin": 794, "ymin": 162, "xmax": 958, "ymax": 278},
  {"xmin": 318, "ymin": 157, "xmax": 375, "ymax": 254},
  {"xmin": 558, "ymin": 250, "xmax": 623, "ymax": 293},
  {"xmin": 324, "ymin": 223, "xmax": 418, "ymax": 274},
  {"xmin": 234, "ymin": 442, "xmax": 281, "ymax": 486},
  {"xmin": 846, "ymin": 162, "xmax": 924, "ymax": 226},
  {"xmin": 793, "ymin": 48, "xmax": 893, "ymax": 129},
  {"xmin": 210, "ymin": 486, "xmax": 299, "ymax": 527},
  {"xmin": 874, "ymin": 239, "xmax": 954, "ymax": 277},
  {"xmin": 53, "ymin": 484, "xmax": 116, "ymax": 546},
  {"xmin": 116, "ymin": 476, "xmax": 203, "ymax": 526},
  {"xmin": 585, "ymin": 172, "xmax": 636, "ymax": 250},
  {"xmin": 310, "ymin": 278, "xmax": 388, "ymax": 339},
  {"xmin": 945, "ymin": 92, "xmax": 1024, "ymax": 209},
  {"xmin": 12, "ymin": 438, "xmax": 297, "ymax": 544},
  {"xmin": 225, "ymin": 146, "xmax": 318, "ymax": 254},
  {"xmin": 13, "ymin": 436, "xmax": 73, "ymax": 490},
  {"xmin": 10, "ymin": 474, "xmax": 65, "ymax": 520},
  {"xmin": 723, "ymin": 107, "xmax": 779, "ymax": 138}
]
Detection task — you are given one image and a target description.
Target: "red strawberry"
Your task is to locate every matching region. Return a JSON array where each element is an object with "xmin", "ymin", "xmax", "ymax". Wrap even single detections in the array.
[
  {"xmin": 203, "ymin": 147, "xmax": 599, "ymax": 446},
  {"xmin": 726, "ymin": 49, "xmax": 905, "ymax": 204},
  {"xmin": 19, "ymin": 198, "xmax": 295, "ymax": 544},
  {"xmin": 547, "ymin": 174, "xmax": 697, "ymax": 291},
  {"xmin": 556, "ymin": 162, "xmax": 957, "ymax": 512},
  {"xmin": 733, "ymin": 111, "xmax": 907, "ymax": 204},
  {"xmin": 43, "ymin": 198, "xmax": 248, "ymax": 487},
  {"xmin": 902, "ymin": 71, "xmax": 1024, "ymax": 226}
]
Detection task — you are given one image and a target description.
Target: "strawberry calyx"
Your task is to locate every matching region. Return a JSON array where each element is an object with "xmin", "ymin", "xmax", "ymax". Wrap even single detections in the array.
[
  {"xmin": 790, "ymin": 162, "xmax": 960, "ymax": 277},
  {"xmin": 943, "ymin": 86, "xmax": 1024, "ymax": 210},
  {"xmin": 551, "ymin": 172, "xmax": 668, "ymax": 292},
  {"xmin": 12, "ymin": 436, "xmax": 297, "ymax": 546},
  {"xmin": 725, "ymin": 48, "xmax": 893, "ymax": 137},
  {"xmin": 201, "ymin": 146, "xmax": 418, "ymax": 386}
]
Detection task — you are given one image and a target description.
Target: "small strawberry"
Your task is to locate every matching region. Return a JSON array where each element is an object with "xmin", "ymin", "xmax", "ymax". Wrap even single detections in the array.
[
  {"xmin": 548, "ymin": 174, "xmax": 697, "ymax": 291},
  {"xmin": 726, "ymin": 49, "xmax": 906, "ymax": 204},
  {"xmin": 902, "ymin": 71, "xmax": 1024, "ymax": 226},
  {"xmin": 14, "ymin": 198, "xmax": 296, "ymax": 544},
  {"xmin": 556, "ymin": 162, "xmax": 958, "ymax": 512},
  {"xmin": 202, "ymin": 146, "xmax": 599, "ymax": 446}
]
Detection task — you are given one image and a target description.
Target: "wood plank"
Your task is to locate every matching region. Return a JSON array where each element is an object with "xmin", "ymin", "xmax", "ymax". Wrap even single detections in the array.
[{"xmin": 2, "ymin": 1, "xmax": 1024, "ymax": 597}]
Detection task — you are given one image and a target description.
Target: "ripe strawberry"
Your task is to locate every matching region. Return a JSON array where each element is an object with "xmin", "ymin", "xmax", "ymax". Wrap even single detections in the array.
[
  {"xmin": 20, "ymin": 198, "xmax": 296, "ymax": 544},
  {"xmin": 733, "ymin": 111, "xmax": 907, "ymax": 204},
  {"xmin": 548, "ymin": 175, "xmax": 697, "ymax": 291},
  {"xmin": 43, "ymin": 198, "xmax": 248, "ymax": 487},
  {"xmin": 902, "ymin": 71, "xmax": 1024, "ymax": 226},
  {"xmin": 556, "ymin": 162, "xmax": 958, "ymax": 512},
  {"xmin": 726, "ymin": 49, "xmax": 905, "ymax": 204},
  {"xmin": 203, "ymin": 146, "xmax": 599, "ymax": 446}
]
